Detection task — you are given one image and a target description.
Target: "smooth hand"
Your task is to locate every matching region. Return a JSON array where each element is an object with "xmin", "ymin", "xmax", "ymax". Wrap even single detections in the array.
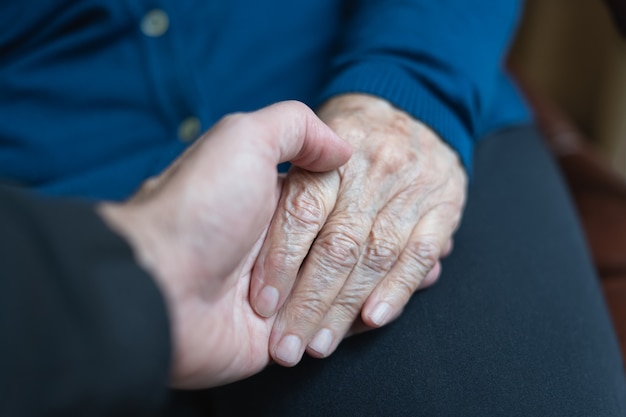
[
  {"xmin": 99, "ymin": 102, "xmax": 351, "ymax": 388},
  {"xmin": 250, "ymin": 94, "xmax": 468, "ymax": 366}
]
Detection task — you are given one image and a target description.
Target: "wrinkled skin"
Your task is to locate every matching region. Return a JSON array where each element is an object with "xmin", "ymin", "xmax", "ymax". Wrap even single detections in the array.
[
  {"xmin": 250, "ymin": 94, "xmax": 468, "ymax": 366},
  {"xmin": 100, "ymin": 101, "xmax": 352, "ymax": 388}
]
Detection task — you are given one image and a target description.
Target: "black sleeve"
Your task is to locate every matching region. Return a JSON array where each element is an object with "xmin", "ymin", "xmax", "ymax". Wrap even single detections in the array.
[{"xmin": 0, "ymin": 186, "xmax": 171, "ymax": 416}]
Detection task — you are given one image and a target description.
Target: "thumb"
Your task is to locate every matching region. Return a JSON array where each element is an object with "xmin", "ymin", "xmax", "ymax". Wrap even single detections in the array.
[
  {"xmin": 153, "ymin": 101, "xmax": 351, "ymax": 282},
  {"xmin": 243, "ymin": 100, "xmax": 352, "ymax": 171}
]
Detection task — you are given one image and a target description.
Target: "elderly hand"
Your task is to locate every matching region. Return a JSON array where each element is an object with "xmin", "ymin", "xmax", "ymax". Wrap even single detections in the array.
[
  {"xmin": 250, "ymin": 94, "xmax": 467, "ymax": 366},
  {"xmin": 99, "ymin": 101, "xmax": 351, "ymax": 389}
]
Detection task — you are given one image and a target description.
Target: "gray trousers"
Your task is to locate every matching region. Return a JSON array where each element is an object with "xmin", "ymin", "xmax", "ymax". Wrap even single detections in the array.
[{"xmin": 202, "ymin": 126, "xmax": 626, "ymax": 416}]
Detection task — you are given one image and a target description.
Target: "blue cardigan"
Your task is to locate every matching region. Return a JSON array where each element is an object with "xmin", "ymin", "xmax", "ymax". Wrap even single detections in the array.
[{"xmin": 0, "ymin": 0, "xmax": 529, "ymax": 200}]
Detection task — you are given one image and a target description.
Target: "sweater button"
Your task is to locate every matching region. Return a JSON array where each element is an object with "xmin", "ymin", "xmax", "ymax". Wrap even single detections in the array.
[
  {"xmin": 141, "ymin": 9, "xmax": 169, "ymax": 37},
  {"xmin": 178, "ymin": 117, "xmax": 201, "ymax": 143}
]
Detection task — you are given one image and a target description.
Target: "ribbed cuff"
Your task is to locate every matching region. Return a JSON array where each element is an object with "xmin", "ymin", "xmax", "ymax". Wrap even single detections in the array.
[{"xmin": 315, "ymin": 62, "xmax": 474, "ymax": 175}]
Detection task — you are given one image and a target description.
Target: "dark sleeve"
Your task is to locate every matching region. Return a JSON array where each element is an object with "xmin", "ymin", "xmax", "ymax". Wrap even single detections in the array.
[
  {"xmin": 0, "ymin": 186, "xmax": 171, "ymax": 416},
  {"xmin": 315, "ymin": 0, "xmax": 525, "ymax": 173}
]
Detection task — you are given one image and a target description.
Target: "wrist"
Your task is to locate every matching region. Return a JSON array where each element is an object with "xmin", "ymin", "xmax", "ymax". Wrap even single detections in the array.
[
  {"xmin": 318, "ymin": 93, "xmax": 398, "ymax": 119},
  {"xmin": 318, "ymin": 93, "xmax": 437, "ymax": 146}
]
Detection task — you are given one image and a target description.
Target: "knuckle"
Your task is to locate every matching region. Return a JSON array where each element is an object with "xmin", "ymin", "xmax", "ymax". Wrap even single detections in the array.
[
  {"xmin": 285, "ymin": 294, "xmax": 330, "ymax": 326},
  {"xmin": 403, "ymin": 238, "xmax": 440, "ymax": 275},
  {"xmin": 388, "ymin": 273, "xmax": 418, "ymax": 300},
  {"xmin": 283, "ymin": 99, "xmax": 310, "ymax": 115},
  {"xmin": 219, "ymin": 112, "xmax": 269, "ymax": 142},
  {"xmin": 282, "ymin": 188, "xmax": 326, "ymax": 232},
  {"xmin": 433, "ymin": 201, "xmax": 465, "ymax": 230},
  {"xmin": 264, "ymin": 246, "xmax": 300, "ymax": 280},
  {"xmin": 362, "ymin": 238, "xmax": 401, "ymax": 274},
  {"xmin": 334, "ymin": 280, "xmax": 371, "ymax": 313},
  {"xmin": 315, "ymin": 230, "xmax": 362, "ymax": 271},
  {"xmin": 328, "ymin": 298, "xmax": 362, "ymax": 325},
  {"xmin": 368, "ymin": 146, "xmax": 420, "ymax": 181}
]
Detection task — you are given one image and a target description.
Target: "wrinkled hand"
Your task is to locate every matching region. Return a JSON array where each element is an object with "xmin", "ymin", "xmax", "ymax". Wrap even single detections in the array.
[
  {"xmin": 99, "ymin": 102, "xmax": 351, "ymax": 389},
  {"xmin": 250, "ymin": 94, "xmax": 467, "ymax": 366}
]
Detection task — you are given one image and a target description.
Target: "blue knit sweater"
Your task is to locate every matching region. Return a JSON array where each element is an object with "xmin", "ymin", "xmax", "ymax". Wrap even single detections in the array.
[{"xmin": 0, "ymin": 0, "xmax": 529, "ymax": 200}]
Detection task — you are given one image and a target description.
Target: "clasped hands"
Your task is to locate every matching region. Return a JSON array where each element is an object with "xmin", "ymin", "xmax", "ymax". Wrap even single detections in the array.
[{"xmin": 100, "ymin": 94, "xmax": 467, "ymax": 389}]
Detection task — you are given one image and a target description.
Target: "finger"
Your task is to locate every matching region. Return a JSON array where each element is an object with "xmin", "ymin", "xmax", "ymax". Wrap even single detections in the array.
[
  {"xmin": 362, "ymin": 205, "xmax": 460, "ymax": 328},
  {"xmin": 240, "ymin": 102, "xmax": 353, "ymax": 299},
  {"xmin": 304, "ymin": 196, "xmax": 419, "ymax": 358},
  {"xmin": 250, "ymin": 168, "xmax": 340, "ymax": 318},
  {"xmin": 267, "ymin": 204, "xmax": 374, "ymax": 366},
  {"xmin": 229, "ymin": 100, "xmax": 352, "ymax": 172}
]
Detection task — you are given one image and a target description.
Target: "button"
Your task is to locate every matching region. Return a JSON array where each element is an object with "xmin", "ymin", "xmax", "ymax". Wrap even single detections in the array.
[
  {"xmin": 141, "ymin": 9, "xmax": 169, "ymax": 37},
  {"xmin": 178, "ymin": 117, "xmax": 201, "ymax": 143}
]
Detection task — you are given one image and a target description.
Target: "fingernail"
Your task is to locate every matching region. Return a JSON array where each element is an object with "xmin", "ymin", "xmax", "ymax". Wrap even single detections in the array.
[
  {"xmin": 275, "ymin": 335, "xmax": 302, "ymax": 366},
  {"xmin": 308, "ymin": 328, "xmax": 333, "ymax": 357},
  {"xmin": 370, "ymin": 302, "xmax": 392, "ymax": 327},
  {"xmin": 256, "ymin": 286, "xmax": 279, "ymax": 317}
]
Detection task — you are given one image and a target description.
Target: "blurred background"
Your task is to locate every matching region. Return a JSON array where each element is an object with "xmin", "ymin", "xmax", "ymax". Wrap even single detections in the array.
[{"xmin": 509, "ymin": 0, "xmax": 626, "ymax": 361}]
